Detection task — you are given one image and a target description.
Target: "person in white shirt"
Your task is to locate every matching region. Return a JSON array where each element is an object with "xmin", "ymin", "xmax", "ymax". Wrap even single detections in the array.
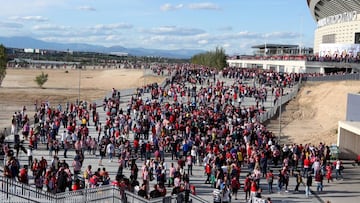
[
  {"xmin": 27, "ymin": 147, "xmax": 33, "ymax": 167},
  {"xmin": 61, "ymin": 130, "xmax": 67, "ymax": 149},
  {"xmin": 190, "ymin": 146, "xmax": 197, "ymax": 165},
  {"xmin": 335, "ymin": 159, "xmax": 343, "ymax": 180},
  {"xmin": 213, "ymin": 188, "xmax": 222, "ymax": 203},
  {"xmin": 106, "ymin": 142, "xmax": 114, "ymax": 162}
]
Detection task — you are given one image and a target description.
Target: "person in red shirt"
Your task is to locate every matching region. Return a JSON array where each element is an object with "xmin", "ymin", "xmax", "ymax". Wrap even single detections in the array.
[
  {"xmin": 244, "ymin": 173, "xmax": 251, "ymax": 201},
  {"xmin": 19, "ymin": 167, "xmax": 28, "ymax": 184},
  {"xmin": 205, "ymin": 163, "xmax": 212, "ymax": 184},
  {"xmin": 303, "ymin": 157, "xmax": 311, "ymax": 177},
  {"xmin": 325, "ymin": 163, "xmax": 333, "ymax": 183},
  {"xmin": 250, "ymin": 179, "xmax": 257, "ymax": 200},
  {"xmin": 231, "ymin": 176, "xmax": 240, "ymax": 200},
  {"xmin": 133, "ymin": 138, "xmax": 139, "ymax": 154},
  {"xmin": 72, "ymin": 179, "xmax": 81, "ymax": 191}
]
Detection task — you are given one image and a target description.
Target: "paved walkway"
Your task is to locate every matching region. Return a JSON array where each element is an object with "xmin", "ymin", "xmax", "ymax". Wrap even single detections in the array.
[{"xmin": 2, "ymin": 71, "xmax": 359, "ymax": 203}]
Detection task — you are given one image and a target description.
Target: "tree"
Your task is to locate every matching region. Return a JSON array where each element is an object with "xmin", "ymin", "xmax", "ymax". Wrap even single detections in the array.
[
  {"xmin": 190, "ymin": 46, "xmax": 227, "ymax": 70},
  {"xmin": 34, "ymin": 72, "xmax": 48, "ymax": 88},
  {"xmin": 0, "ymin": 44, "xmax": 7, "ymax": 86}
]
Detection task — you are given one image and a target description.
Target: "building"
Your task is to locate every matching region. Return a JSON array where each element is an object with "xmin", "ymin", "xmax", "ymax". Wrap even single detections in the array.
[
  {"xmin": 227, "ymin": 1, "xmax": 360, "ymax": 74},
  {"xmin": 307, "ymin": 0, "xmax": 360, "ymax": 57},
  {"xmin": 227, "ymin": 44, "xmax": 310, "ymax": 73},
  {"xmin": 337, "ymin": 93, "xmax": 360, "ymax": 159},
  {"xmin": 227, "ymin": 43, "xmax": 360, "ymax": 73}
]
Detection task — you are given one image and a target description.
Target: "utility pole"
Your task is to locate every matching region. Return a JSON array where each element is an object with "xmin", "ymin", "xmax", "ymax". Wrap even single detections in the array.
[
  {"xmin": 78, "ymin": 65, "xmax": 81, "ymax": 105},
  {"xmin": 278, "ymin": 88, "xmax": 282, "ymax": 144}
]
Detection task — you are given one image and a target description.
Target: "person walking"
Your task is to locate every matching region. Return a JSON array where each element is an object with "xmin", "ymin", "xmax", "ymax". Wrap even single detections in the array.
[
  {"xmin": 294, "ymin": 170, "xmax": 303, "ymax": 192},
  {"xmin": 266, "ymin": 169, "xmax": 274, "ymax": 193},
  {"xmin": 244, "ymin": 173, "xmax": 251, "ymax": 201},
  {"xmin": 186, "ymin": 154, "xmax": 193, "ymax": 176},
  {"xmin": 305, "ymin": 172, "xmax": 312, "ymax": 198},
  {"xmin": 230, "ymin": 176, "xmax": 240, "ymax": 200},
  {"xmin": 315, "ymin": 170, "xmax": 323, "ymax": 192},
  {"xmin": 106, "ymin": 141, "xmax": 115, "ymax": 162},
  {"xmin": 334, "ymin": 159, "xmax": 343, "ymax": 180},
  {"xmin": 326, "ymin": 163, "xmax": 333, "ymax": 183}
]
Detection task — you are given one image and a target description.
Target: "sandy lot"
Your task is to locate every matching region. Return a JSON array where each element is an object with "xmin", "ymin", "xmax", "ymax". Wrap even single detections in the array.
[
  {"xmin": 279, "ymin": 80, "xmax": 360, "ymax": 146},
  {"xmin": 0, "ymin": 68, "xmax": 165, "ymax": 129}
]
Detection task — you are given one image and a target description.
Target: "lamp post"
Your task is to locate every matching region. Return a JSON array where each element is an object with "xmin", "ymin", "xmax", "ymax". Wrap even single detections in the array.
[
  {"xmin": 278, "ymin": 88, "xmax": 282, "ymax": 144},
  {"xmin": 78, "ymin": 65, "xmax": 81, "ymax": 105}
]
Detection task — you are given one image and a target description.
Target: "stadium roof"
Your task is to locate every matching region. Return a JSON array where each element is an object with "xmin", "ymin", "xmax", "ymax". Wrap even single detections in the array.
[
  {"xmin": 308, "ymin": 0, "xmax": 360, "ymax": 22},
  {"xmin": 251, "ymin": 44, "xmax": 298, "ymax": 49}
]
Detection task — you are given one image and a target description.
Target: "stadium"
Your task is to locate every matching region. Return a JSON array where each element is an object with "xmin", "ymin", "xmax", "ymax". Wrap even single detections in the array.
[
  {"xmin": 228, "ymin": 0, "xmax": 360, "ymax": 74},
  {"xmin": 308, "ymin": 0, "xmax": 360, "ymax": 56}
]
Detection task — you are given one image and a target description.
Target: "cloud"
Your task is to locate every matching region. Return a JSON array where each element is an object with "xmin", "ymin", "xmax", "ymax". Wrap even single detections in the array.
[
  {"xmin": 222, "ymin": 43, "xmax": 230, "ymax": 48},
  {"xmin": 262, "ymin": 32, "xmax": 299, "ymax": 39},
  {"xmin": 148, "ymin": 26, "xmax": 205, "ymax": 36},
  {"xmin": 105, "ymin": 35, "xmax": 123, "ymax": 41},
  {"xmin": 160, "ymin": 3, "xmax": 184, "ymax": 11},
  {"xmin": 33, "ymin": 24, "xmax": 70, "ymax": 31},
  {"xmin": 0, "ymin": 1, "xmax": 67, "ymax": 16},
  {"xmin": 78, "ymin": 6, "xmax": 96, "ymax": 11},
  {"xmin": 9, "ymin": 15, "xmax": 48, "ymax": 22},
  {"xmin": 198, "ymin": 40, "xmax": 208, "ymax": 44},
  {"xmin": 92, "ymin": 23, "xmax": 133, "ymax": 30},
  {"xmin": 188, "ymin": 3, "xmax": 220, "ymax": 10},
  {"xmin": 0, "ymin": 21, "xmax": 23, "ymax": 29}
]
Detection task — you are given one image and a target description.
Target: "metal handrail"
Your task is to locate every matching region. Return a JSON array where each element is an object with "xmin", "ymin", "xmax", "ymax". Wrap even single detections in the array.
[{"xmin": 0, "ymin": 175, "xmax": 209, "ymax": 203}]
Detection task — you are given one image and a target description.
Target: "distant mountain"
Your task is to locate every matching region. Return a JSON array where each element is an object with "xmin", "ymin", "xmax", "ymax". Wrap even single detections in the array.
[{"xmin": 0, "ymin": 36, "xmax": 204, "ymax": 59}]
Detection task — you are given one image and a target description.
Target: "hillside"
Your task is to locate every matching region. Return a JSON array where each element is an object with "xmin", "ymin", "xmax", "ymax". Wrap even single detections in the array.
[{"xmin": 268, "ymin": 81, "xmax": 360, "ymax": 146}]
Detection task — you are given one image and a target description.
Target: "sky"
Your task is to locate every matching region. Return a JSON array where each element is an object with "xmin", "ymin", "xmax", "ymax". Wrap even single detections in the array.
[{"xmin": 0, "ymin": 0, "xmax": 317, "ymax": 55}]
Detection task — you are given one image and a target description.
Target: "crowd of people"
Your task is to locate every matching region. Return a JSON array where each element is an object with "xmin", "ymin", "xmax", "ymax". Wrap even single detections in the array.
[{"xmin": 0, "ymin": 65, "xmax": 346, "ymax": 203}]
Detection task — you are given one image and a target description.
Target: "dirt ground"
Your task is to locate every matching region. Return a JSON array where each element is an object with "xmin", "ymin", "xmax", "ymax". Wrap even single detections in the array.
[
  {"xmin": 279, "ymin": 80, "xmax": 360, "ymax": 146},
  {"xmin": 0, "ymin": 68, "xmax": 165, "ymax": 130}
]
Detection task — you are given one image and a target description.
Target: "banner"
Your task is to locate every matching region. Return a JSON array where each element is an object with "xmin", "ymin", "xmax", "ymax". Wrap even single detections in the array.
[{"xmin": 319, "ymin": 43, "xmax": 360, "ymax": 58}]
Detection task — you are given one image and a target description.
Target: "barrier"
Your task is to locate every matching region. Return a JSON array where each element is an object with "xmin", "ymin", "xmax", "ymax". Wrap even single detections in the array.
[
  {"xmin": 0, "ymin": 175, "xmax": 207, "ymax": 203},
  {"xmin": 257, "ymin": 81, "xmax": 301, "ymax": 123},
  {"xmin": 303, "ymin": 73, "xmax": 360, "ymax": 82}
]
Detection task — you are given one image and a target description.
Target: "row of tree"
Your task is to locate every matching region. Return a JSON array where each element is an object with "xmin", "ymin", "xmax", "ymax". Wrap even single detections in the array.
[
  {"xmin": 190, "ymin": 47, "xmax": 227, "ymax": 70},
  {"xmin": 0, "ymin": 45, "xmax": 6, "ymax": 85}
]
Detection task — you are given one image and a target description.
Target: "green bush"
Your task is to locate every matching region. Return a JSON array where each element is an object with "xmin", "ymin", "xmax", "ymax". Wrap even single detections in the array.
[{"xmin": 34, "ymin": 72, "xmax": 48, "ymax": 88}]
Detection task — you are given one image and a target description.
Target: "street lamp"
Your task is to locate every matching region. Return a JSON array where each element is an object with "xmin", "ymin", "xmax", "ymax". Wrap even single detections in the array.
[
  {"xmin": 278, "ymin": 88, "xmax": 282, "ymax": 144},
  {"xmin": 78, "ymin": 65, "xmax": 81, "ymax": 105}
]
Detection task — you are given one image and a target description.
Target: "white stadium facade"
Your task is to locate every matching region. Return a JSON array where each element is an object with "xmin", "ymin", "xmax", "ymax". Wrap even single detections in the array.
[{"xmin": 227, "ymin": 0, "xmax": 360, "ymax": 74}]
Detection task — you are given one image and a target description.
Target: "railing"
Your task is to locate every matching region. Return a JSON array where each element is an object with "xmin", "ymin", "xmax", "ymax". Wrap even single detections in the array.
[
  {"xmin": 0, "ymin": 175, "xmax": 208, "ymax": 203},
  {"xmin": 189, "ymin": 193, "xmax": 208, "ymax": 203},
  {"xmin": 55, "ymin": 185, "xmax": 122, "ymax": 203},
  {"xmin": 0, "ymin": 176, "xmax": 55, "ymax": 203},
  {"xmin": 257, "ymin": 80, "xmax": 301, "ymax": 123},
  {"xmin": 303, "ymin": 73, "xmax": 360, "ymax": 82}
]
